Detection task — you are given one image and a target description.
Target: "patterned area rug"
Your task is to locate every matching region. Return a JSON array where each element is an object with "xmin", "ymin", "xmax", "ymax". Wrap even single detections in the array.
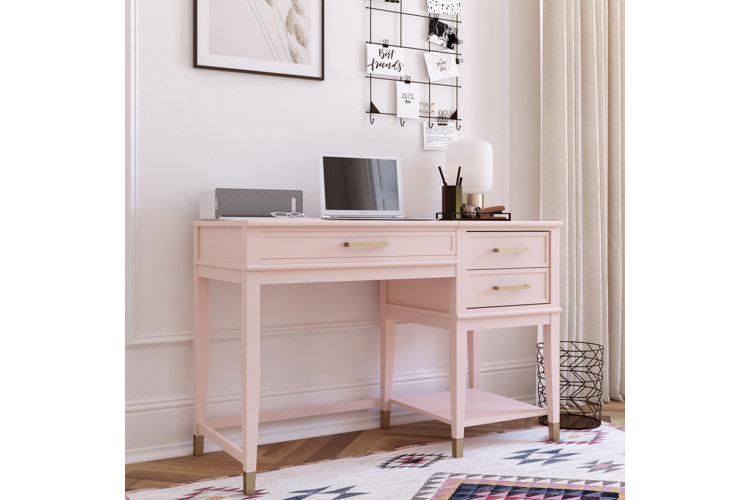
[{"xmin": 127, "ymin": 423, "xmax": 624, "ymax": 499}]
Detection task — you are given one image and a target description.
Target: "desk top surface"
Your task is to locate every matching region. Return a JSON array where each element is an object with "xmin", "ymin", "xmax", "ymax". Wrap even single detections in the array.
[{"xmin": 194, "ymin": 218, "xmax": 562, "ymax": 229}]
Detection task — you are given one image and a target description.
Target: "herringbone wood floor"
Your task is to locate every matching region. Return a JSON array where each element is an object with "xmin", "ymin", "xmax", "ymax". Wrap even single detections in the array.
[{"xmin": 125, "ymin": 401, "xmax": 624, "ymax": 492}]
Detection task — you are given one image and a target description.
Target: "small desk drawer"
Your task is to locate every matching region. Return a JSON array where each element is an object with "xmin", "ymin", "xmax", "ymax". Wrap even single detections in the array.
[
  {"xmin": 464, "ymin": 269, "xmax": 549, "ymax": 308},
  {"xmin": 259, "ymin": 231, "xmax": 456, "ymax": 261},
  {"xmin": 464, "ymin": 231, "xmax": 549, "ymax": 270}
]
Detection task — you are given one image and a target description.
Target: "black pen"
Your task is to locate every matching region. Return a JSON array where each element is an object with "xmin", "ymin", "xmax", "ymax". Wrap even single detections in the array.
[
  {"xmin": 455, "ymin": 166, "xmax": 462, "ymax": 186},
  {"xmin": 438, "ymin": 166, "xmax": 447, "ymax": 186}
]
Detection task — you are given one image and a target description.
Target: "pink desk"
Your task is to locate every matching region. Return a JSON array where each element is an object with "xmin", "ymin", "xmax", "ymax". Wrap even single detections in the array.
[{"xmin": 192, "ymin": 219, "xmax": 561, "ymax": 495}]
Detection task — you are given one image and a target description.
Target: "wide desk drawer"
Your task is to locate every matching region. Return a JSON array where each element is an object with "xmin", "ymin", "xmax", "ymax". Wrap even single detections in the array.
[
  {"xmin": 259, "ymin": 231, "xmax": 456, "ymax": 261},
  {"xmin": 464, "ymin": 269, "xmax": 549, "ymax": 308},
  {"xmin": 464, "ymin": 231, "xmax": 549, "ymax": 270}
]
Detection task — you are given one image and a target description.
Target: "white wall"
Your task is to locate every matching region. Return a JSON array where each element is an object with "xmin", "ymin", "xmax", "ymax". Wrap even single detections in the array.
[{"xmin": 126, "ymin": 0, "xmax": 541, "ymax": 463}]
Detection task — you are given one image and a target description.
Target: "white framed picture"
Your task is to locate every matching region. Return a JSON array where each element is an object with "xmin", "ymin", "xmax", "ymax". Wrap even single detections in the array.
[{"xmin": 194, "ymin": 0, "xmax": 324, "ymax": 80}]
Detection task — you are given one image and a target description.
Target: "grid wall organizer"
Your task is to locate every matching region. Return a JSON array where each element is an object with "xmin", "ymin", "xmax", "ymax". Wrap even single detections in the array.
[{"xmin": 366, "ymin": 0, "xmax": 462, "ymax": 129}]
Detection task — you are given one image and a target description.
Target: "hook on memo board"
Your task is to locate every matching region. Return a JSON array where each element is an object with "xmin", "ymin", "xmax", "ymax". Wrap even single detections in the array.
[
  {"xmin": 382, "ymin": 39, "xmax": 389, "ymax": 48},
  {"xmin": 400, "ymin": 118, "xmax": 406, "ymax": 126}
]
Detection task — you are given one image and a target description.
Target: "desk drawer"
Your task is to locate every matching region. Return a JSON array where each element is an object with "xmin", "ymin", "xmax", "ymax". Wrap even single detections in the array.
[
  {"xmin": 259, "ymin": 231, "xmax": 456, "ymax": 260},
  {"xmin": 464, "ymin": 231, "xmax": 549, "ymax": 270},
  {"xmin": 464, "ymin": 269, "xmax": 549, "ymax": 308}
]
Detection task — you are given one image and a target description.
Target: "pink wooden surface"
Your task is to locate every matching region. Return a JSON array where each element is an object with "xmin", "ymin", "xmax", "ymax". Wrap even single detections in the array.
[
  {"xmin": 259, "ymin": 231, "xmax": 456, "ymax": 261},
  {"xmin": 391, "ymin": 388, "xmax": 547, "ymax": 427},
  {"xmin": 192, "ymin": 220, "xmax": 562, "ymax": 493},
  {"xmin": 468, "ymin": 330, "xmax": 481, "ymax": 389},
  {"xmin": 463, "ymin": 268, "xmax": 550, "ymax": 308},
  {"xmin": 463, "ymin": 231, "xmax": 549, "ymax": 270}
]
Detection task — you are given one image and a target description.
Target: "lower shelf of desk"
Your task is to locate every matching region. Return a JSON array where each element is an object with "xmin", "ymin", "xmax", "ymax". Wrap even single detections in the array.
[{"xmin": 391, "ymin": 388, "xmax": 546, "ymax": 427}]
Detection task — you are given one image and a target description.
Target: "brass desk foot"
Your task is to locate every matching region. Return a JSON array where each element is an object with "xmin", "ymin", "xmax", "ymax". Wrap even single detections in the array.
[
  {"xmin": 243, "ymin": 472, "xmax": 256, "ymax": 495},
  {"xmin": 380, "ymin": 410, "xmax": 391, "ymax": 429},
  {"xmin": 193, "ymin": 435, "xmax": 204, "ymax": 457},
  {"xmin": 452, "ymin": 438, "xmax": 464, "ymax": 458},
  {"xmin": 548, "ymin": 422, "xmax": 560, "ymax": 441}
]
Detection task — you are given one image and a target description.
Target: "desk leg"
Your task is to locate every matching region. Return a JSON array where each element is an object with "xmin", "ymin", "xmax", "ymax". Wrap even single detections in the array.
[
  {"xmin": 380, "ymin": 316, "xmax": 395, "ymax": 429},
  {"xmin": 450, "ymin": 324, "xmax": 468, "ymax": 458},
  {"xmin": 543, "ymin": 314, "xmax": 561, "ymax": 441},
  {"xmin": 241, "ymin": 274, "xmax": 261, "ymax": 495},
  {"xmin": 467, "ymin": 330, "xmax": 481, "ymax": 389},
  {"xmin": 192, "ymin": 271, "xmax": 209, "ymax": 456}
]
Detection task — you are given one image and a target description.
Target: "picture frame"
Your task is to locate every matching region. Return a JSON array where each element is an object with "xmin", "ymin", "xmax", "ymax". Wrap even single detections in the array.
[{"xmin": 193, "ymin": 0, "xmax": 324, "ymax": 80}]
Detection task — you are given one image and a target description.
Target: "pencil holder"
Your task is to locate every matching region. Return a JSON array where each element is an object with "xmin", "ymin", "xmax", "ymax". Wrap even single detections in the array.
[{"xmin": 441, "ymin": 185, "xmax": 462, "ymax": 220}]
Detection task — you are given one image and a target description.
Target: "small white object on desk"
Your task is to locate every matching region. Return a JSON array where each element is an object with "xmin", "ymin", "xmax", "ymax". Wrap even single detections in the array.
[{"xmin": 446, "ymin": 139, "xmax": 494, "ymax": 207}]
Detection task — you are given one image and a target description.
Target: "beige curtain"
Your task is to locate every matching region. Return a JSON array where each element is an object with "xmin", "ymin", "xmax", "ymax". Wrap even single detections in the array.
[{"xmin": 541, "ymin": 0, "xmax": 624, "ymax": 402}]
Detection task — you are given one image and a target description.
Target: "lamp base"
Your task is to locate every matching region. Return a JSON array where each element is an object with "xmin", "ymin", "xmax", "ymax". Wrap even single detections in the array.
[{"xmin": 464, "ymin": 193, "xmax": 484, "ymax": 209}]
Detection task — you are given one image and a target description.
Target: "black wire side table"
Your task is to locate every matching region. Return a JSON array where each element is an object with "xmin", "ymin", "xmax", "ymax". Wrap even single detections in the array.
[{"xmin": 537, "ymin": 341, "xmax": 604, "ymax": 430}]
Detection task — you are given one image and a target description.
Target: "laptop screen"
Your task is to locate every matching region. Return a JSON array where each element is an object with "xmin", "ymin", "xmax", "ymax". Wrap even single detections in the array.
[{"xmin": 320, "ymin": 155, "xmax": 403, "ymax": 218}]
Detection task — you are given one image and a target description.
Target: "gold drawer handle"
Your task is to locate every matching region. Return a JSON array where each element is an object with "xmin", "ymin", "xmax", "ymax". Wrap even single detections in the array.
[
  {"xmin": 493, "ymin": 284, "xmax": 531, "ymax": 291},
  {"xmin": 344, "ymin": 241, "xmax": 389, "ymax": 248},
  {"xmin": 493, "ymin": 247, "xmax": 531, "ymax": 253}
]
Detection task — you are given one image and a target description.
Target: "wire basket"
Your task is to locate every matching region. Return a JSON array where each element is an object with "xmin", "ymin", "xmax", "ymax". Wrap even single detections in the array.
[{"xmin": 536, "ymin": 341, "xmax": 604, "ymax": 430}]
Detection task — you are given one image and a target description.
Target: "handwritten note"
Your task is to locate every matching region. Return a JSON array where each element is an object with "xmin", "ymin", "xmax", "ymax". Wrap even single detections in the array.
[
  {"xmin": 366, "ymin": 44, "xmax": 406, "ymax": 77},
  {"xmin": 396, "ymin": 82, "xmax": 419, "ymax": 119},
  {"xmin": 423, "ymin": 122, "xmax": 459, "ymax": 151}
]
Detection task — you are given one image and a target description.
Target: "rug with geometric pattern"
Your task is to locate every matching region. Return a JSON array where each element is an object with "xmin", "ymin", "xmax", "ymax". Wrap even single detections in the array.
[{"xmin": 126, "ymin": 423, "xmax": 624, "ymax": 500}]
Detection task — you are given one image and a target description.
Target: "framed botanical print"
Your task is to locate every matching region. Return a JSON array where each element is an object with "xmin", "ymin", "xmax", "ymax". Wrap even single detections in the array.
[{"xmin": 194, "ymin": 0, "xmax": 324, "ymax": 80}]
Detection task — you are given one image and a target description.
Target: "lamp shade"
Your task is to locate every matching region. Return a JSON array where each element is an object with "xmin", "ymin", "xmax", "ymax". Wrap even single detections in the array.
[{"xmin": 445, "ymin": 140, "xmax": 493, "ymax": 194}]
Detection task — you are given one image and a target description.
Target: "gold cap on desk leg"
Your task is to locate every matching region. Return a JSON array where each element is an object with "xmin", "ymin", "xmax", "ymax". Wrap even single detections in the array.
[
  {"xmin": 243, "ymin": 472, "xmax": 256, "ymax": 495},
  {"xmin": 380, "ymin": 410, "xmax": 391, "ymax": 429},
  {"xmin": 193, "ymin": 435, "xmax": 204, "ymax": 457},
  {"xmin": 452, "ymin": 438, "xmax": 464, "ymax": 458},
  {"xmin": 548, "ymin": 422, "xmax": 560, "ymax": 441}
]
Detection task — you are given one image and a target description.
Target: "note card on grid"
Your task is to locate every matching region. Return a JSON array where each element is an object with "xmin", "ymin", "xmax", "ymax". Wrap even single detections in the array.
[
  {"xmin": 396, "ymin": 81, "xmax": 420, "ymax": 119},
  {"xmin": 366, "ymin": 43, "xmax": 406, "ymax": 77}
]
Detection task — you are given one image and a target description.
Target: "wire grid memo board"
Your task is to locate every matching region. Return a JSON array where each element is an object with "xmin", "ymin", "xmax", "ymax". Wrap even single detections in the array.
[{"xmin": 365, "ymin": 0, "xmax": 462, "ymax": 129}]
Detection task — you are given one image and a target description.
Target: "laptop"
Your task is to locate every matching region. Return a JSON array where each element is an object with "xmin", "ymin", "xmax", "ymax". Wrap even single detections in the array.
[{"xmin": 320, "ymin": 154, "xmax": 431, "ymax": 220}]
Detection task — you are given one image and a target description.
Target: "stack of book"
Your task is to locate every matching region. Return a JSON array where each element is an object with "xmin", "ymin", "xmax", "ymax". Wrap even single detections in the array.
[{"xmin": 476, "ymin": 205, "xmax": 511, "ymax": 221}]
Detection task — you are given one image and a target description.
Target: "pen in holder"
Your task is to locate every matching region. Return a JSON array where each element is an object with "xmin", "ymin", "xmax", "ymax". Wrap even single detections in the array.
[{"xmin": 441, "ymin": 185, "xmax": 462, "ymax": 220}]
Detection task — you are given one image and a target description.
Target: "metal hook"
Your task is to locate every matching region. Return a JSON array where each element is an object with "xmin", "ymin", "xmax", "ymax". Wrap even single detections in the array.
[
  {"xmin": 428, "ymin": 122, "xmax": 434, "ymax": 129},
  {"xmin": 400, "ymin": 118, "xmax": 406, "ymax": 126},
  {"xmin": 370, "ymin": 116, "xmax": 375, "ymax": 124},
  {"xmin": 456, "ymin": 122, "xmax": 462, "ymax": 130}
]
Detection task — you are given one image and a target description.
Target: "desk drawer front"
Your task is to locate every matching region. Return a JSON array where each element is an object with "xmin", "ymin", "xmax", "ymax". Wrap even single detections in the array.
[
  {"xmin": 464, "ymin": 231, "xmax": 549, "ymax": 270},
  {"xmin": 259, "ymin": 231, "xmax": 456, "ymax": 260},
  {"xmin": 465, "ymin": 269, "xmax": 549, "ymax": 308}
]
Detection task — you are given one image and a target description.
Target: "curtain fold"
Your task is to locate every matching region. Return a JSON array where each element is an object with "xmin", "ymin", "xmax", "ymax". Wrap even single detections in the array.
[{"xmin": 541, "ymin": 0, "xmax": 624, "ymax": 402}]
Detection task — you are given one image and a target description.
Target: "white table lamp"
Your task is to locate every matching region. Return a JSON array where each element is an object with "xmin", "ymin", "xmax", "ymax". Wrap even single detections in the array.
[{"xmin": 446, "ymin": 140, "xmax": 494, "ymax": 208}]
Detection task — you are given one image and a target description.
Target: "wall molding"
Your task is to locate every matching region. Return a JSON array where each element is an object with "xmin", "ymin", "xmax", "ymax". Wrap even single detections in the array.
[
  {"xmin": 126, "ymin": 319, "xmax": 382, "ymax": 348},
  {"xmin": 126, "ymin": 358, "xmax": 536, "ymax": 415},
  {"xmin": 125, "ymin": 0, "xmax": 139, "ymax": 348}
]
